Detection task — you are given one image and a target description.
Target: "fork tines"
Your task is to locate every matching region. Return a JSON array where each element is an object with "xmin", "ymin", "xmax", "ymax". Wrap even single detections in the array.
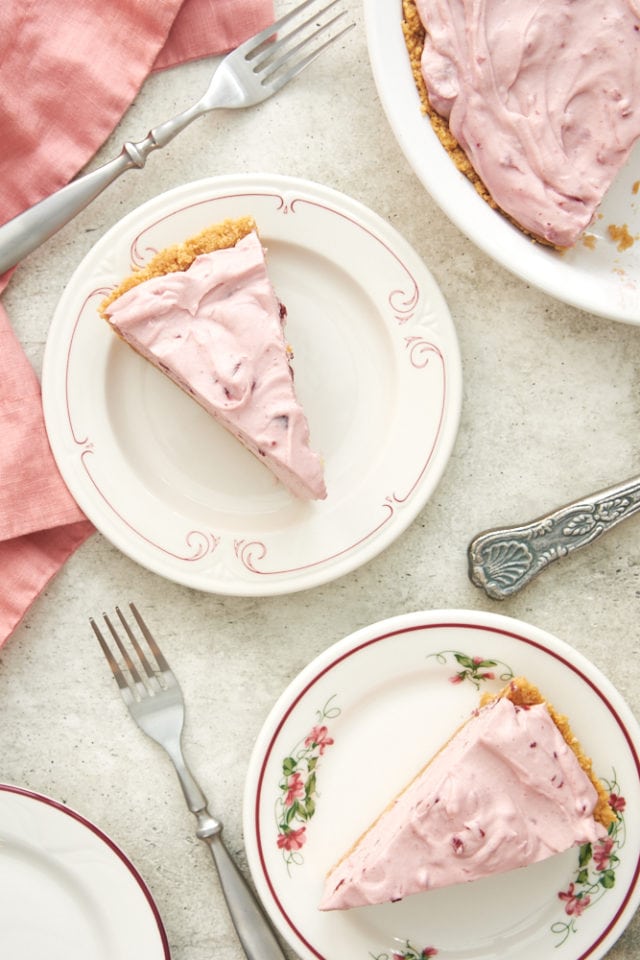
[
  {"xmin": 246, "ymin": 0, "xmax": 353, "ymax": 85},
  {"xmin": 90, "ymin": 604, "xmax": 169, "ymax": 699}
]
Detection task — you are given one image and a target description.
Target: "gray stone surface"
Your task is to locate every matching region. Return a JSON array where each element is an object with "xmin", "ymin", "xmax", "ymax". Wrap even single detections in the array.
[{"xmin": 1, "ymin": 2, "xmax": 639, "ymax": 957}]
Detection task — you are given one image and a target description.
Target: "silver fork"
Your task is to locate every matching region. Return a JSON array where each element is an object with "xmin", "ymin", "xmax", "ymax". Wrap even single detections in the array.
[
  {"xmin": 0, "ymin": 0, "xmax": 353, "ymax": 274},
  {"xmin": 90, "ymin": 603, "xmax": 286, "ymax": 960}
]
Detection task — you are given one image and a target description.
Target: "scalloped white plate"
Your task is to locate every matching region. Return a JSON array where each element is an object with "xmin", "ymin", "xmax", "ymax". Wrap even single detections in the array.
[
  {"xmin": 0, "ymin": 785, "xmax": 169, "ymax": 958},
  {"xmin": 363, "ymin": 1, "xmax": 640, "ymax": 324},
  {"xmin": 42, "ymin": 174, "xmax": 461, "ymax": 595},
  {"xmin": 244, "ymin": 610, "xmax": 640, "ymax": 960}
]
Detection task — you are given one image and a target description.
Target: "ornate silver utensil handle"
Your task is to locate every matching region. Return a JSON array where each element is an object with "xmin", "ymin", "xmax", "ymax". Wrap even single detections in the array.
[{"xmin": 468, "ymin": 474, "xmax": 640, "ymax": 599}]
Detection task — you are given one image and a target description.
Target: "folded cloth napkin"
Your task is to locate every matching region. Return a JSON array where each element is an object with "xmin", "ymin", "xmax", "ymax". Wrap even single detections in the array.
[{"xmin": 0, "ymin": 0, "xmax": 274, "ymax": 645}]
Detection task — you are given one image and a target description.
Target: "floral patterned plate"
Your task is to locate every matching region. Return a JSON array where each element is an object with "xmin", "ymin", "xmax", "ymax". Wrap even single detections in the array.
[{"xmin": 243, "ymin": 610, "xmax": 640, "ymax": 960}]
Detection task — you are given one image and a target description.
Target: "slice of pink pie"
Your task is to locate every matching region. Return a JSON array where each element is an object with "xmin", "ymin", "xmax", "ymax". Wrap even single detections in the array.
[
  {"xmin": 100, "ymin": 217, "xmax": 326, "ymax": 501},
  {"xmin": 320, "ymin": 677, "xmax": 614, "ymax": 910}
]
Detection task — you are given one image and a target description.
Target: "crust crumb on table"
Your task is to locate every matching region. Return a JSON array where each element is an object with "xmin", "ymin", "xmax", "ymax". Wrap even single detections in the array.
[
  {"xmin": 481, "ymin": 676, "xmax": 616, "ymax": 830},
  {"xmin": 99, "ymin": 216, "xmax": 257, "ymax": 315},
  {"xmin": 607, "ymin": 223, "xmax": 636, "ymax": 252}
]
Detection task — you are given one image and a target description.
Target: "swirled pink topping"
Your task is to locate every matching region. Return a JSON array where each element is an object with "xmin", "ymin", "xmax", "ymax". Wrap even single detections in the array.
[
  {"xmin": 415, "ymin": 0, "xmax": 640, "ymax": 246},
  {"xmin": 320, "ymin": 697, "xmax": 606, "ymax": 910},
  {"xmin": 105, "ymin": 231, "xmax": 326, "ymax": 500}
]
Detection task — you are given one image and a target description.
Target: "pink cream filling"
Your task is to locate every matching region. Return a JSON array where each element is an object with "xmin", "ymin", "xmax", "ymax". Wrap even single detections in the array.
[
  {"xmin": 104, "ymin": 232, "xmax": 326, "ymax": 500},
  {"xmin": 415, "ymin": 0, "xmax": 640, "ymax": 247},
  {"xmin": 320, "ymin": 697, "xmax": 606, "ymax": 910}
]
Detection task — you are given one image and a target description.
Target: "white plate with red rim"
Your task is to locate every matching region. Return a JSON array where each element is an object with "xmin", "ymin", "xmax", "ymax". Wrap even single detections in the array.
[
  {"xmin": 243, "ymin": 609, "xmax": 640, "ymax": 960},
  {"xmin": 42, "ymin": 173, "xmax": 461, "ymax": 595},
  {"xmin": 363, "ymin": 1, "xmax": 640, "ymax": 324},
  {"xmin": 0, "ymin": 784, "xmax": 169, "ymax": 958}
]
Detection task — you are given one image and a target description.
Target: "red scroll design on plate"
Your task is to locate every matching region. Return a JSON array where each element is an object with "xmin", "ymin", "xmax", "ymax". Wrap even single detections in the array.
[
  {"xmin": 234, "ymin": 539, "xmax": 268, "ymax": 572},
  {"xmin": 62, "ymin": 189, "xmax": 452, "ymax": 585},
  {"xmin": 389, "ymin": 283, "xmax": 420, "ymax": 324}
]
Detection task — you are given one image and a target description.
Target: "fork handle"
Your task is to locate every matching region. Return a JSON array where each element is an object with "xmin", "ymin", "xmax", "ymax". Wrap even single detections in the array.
[
  {"xmin": 0, "ymin": 100, "xmax": 204, "ymax": 276},
  {"xmin": 0, "ymin": 150, "xmax": 133, "ymax": 275},
  {"xmin": 199, "ymin": 826, "xmax": 286, "ymax": 960},
  {"xmin": 171, "ymin": 745, "xmax": 286, "ymax": 959}
]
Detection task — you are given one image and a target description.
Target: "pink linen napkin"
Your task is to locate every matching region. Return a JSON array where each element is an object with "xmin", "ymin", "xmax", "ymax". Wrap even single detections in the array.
[{"xmin": 0, "ymin": 0, "xmax": 274, "ymax": 645}]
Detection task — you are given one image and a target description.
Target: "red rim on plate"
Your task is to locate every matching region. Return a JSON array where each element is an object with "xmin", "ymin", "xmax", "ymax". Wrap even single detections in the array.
[
  {"xmin": 0, "ymin": 784, "xmax": 170, "ymax": 958},
  {"xmin": 244, "ymin": 611, "xmax": 640, "ymax": 960}
]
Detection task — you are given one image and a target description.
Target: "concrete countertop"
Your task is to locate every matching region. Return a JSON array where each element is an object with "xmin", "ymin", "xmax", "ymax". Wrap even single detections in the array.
[{"xmin": 1, "ymin": 2, "xmax": 639, "ymax": 957}]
